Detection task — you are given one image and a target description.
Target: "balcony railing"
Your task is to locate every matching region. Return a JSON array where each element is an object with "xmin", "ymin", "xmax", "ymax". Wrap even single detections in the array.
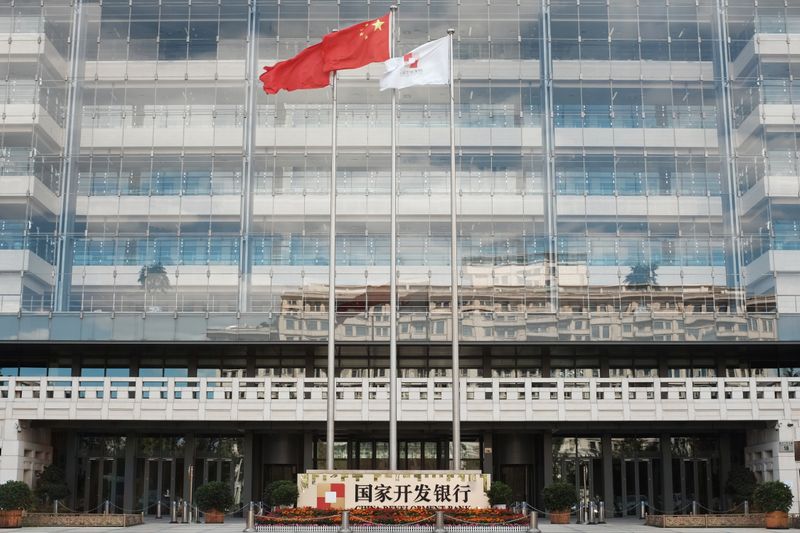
[
  {"xmin": 1, "ymin": 376, "xmax": 796, "ymax": 423},
  {"xmin": 0, "ymin": 221, "xmax": 57, "ymax": 264},
  {"xmin": 255, "ymin": 104, "xmax": 541, "ymax": 129},
  {"xmin": 554, "ymin": 105, "xmax": 718, "ymax": 129},
  {"xmin": 0, "ymin": 148, "xmax": 62, "ymax": 193},
  {"xmin": 65, "ymin": 235, "xmax": 727, "ymax": 268}
]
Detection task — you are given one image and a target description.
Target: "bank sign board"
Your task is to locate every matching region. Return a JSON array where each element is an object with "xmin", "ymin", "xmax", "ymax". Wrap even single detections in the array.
[{"xmin": 298, "ymin": 470, "xmax": 490, "ymax": 509}]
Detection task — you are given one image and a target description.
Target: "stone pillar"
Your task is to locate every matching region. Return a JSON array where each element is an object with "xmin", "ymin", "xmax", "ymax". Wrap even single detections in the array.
[
  {"xmin": 123, "ymin": 434, "xmax": 136, "ymax": 513},
  {"xmin": 660, "ymin": 434, "xmax": 673, "ymax": 514},
  {"xmin": 64, "ymin": 433, "xmax": 79, "ymax": 509},
  {"xmin": 483, "ymin": 433, "xmax": 494, "ymax": 478},
  {"xmin": 658, "ymin": 358, "xmax": 669, "ymax": 378},
  {"xmin": 542, "ymin": 432, "xmax": 553, "ymax": 487},
  {"xmin": 719, "ymin": 433, "xmax": 731, "ymax": 511},
  {"xmin": 303, "ymin": 433, "xmax": 314, "ymax": 471},
  {"xmin": 242, "ymin": 432, "xmax": 254, "ymax": 505},
  {"xmin": 599, "ymin": 358, "xmax": 609, "ymax": 378},
  {"xmin": 602, "ymin": 435, "xmax": 614, "ymax": 511},
  {"xmin": 183, "ymin": 434, "xmax": 196, "ymax": 501}
]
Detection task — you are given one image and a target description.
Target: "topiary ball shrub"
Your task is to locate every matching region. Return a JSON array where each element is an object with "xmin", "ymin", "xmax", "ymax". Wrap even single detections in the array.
[
  {"xmin": 264, "ymin": 480, "xmax": 298, "ymax": 507},
  {"xmin": 542, "ymin": 481, "xmax": 577, "ymax": 512},
  {"xmin": 0, "ymin": 481, "xmax": 34, "ymax": 511},
  {"xmin": 725, "ymin": 466, "xmax": 757, "ymax": 505},
  {"xmin": 35, "ymin": 464, "xmax": 69, "ymax": 504},
  {"xmin": 195, "ymin": 481, "xmax": 234, "ymax": 513},
  {"xmin": 487, "ymin": 481, "xmax": 514, "ymax": 506},
  {"xmin": 753, "ymin": 481, "xmax": 793, "ymax": 513}
]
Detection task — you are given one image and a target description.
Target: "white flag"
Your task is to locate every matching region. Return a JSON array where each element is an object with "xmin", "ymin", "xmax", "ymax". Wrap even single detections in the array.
[{"xmin": 379, "ymin": 36, "xmax": 450, "ymax": 91}]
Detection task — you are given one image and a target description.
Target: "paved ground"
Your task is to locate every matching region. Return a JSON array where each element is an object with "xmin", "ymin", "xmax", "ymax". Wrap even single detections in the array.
[{"xmin": 16, "ymin": 516, "xmax": 780, "ymax": 533}]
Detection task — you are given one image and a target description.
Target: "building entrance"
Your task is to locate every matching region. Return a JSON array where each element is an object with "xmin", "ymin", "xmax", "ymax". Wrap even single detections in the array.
[
  {"xmin": 616, "ymin": 458, "xmax": 660, "ymax": 516},
  {"xmin": 80, "ymin": 457, "xmax": 125, "ymax": 513},
  {"xmin": 140, "ymin": 458, "xmax": 184, "ymax": 515},
  {"xmin": 76, "ymin": 437, "xmax": 127, "ymax": 513},
  {"xmin": 675, "ymin": 458, "xmax": 713, "ymax": 512}
]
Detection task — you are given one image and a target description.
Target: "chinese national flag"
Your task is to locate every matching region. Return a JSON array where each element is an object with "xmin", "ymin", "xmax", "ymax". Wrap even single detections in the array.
[
  {"xmin": 322, "ymin": 14, "xmax": 390, "ymax": 72},
  {"xmin": 259, "ymin": 42, "xmax": 330, "ymax": 94}
]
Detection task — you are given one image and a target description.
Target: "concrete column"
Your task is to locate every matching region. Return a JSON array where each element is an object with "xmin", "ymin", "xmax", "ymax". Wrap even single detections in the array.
[
  {"xmin": 65, "ymin": 433, "xmax": 79, "ymax": 509},
  {"xmin": 660, "ymin": 434, "xmax": 673, "ymax": 514},
  {"xmin": 599, "ymin": 358, "xmax": 610, "ymax": 378},
  {"xmin": 303, "ymin": 433, "xmax": 314, "ymax": 471},
  {"xmin": 719, "ymin": 433, "xmax": 731, "ymax": 511},
  {"xmin": 542, "ymin": 350, "xmax": 551, "ymax": 378},
  {"xmin": 123, "ymin": 434, "xmax": 136, "ymax": 513},
  {"xmin": 601, "ymin": 435, "xmax": 614, "ymax": 511},
  {"xmin": 658, "ymin": 358, "xmax": 669, "ymax": 378},
  {"xmin": 183, "ymin": 434, "xmax": 196, "ymax": 500},
  {"xmin": 242, "ymin": 432, "xmax": 254, "ymax": 505},
  {"xmin": 542, "ymin": 432, "xmax": 553, "ymax": 487},
  {"xmin": 483, "ymin": 433, "xmax": 494, "ymax": 478}
]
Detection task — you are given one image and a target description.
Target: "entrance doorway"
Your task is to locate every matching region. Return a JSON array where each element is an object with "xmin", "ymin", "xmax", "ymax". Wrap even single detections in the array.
[
  {"xmin": 615, "ymin": 458, "xmax": 660, "ymax": 516},
  {"xmin": 140, "ymin": 458, "xmax": 185, "ymax": 515},
  {"xmin": 79, "ymin": 458, "xmax": 125, "ymax": 513},
  {"xmin": 76, "ymin": 436, "xmax": 127, "ymax": 513},
  {"xmin": 499, "ymin": 465, "xmax": 532, "ymax": 503},
  {"xmin": 674, "ymin": 458, "xmax": 713, "ymax": 512}
]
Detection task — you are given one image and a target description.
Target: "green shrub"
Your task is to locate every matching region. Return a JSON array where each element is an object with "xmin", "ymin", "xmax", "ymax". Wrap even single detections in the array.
[
  {"xmin": 725, "ymin": 466, "xmax": 757, "ymax": 504},
  {"xmin": 753, "ymin": 481, "xmax": 793, "ymax": 513},
  {"xmin": 35, "ymin": 465, "xmax": 69, "ymax": 503},
  {"xmin": 542, "ymin": 481, "xmax": 577, "ymax": 512},
  {"xmin": 487, "ymin": 481, "xmax": 514, "ymax": 506},
  {"xmin": 0, "ymin": 481, "xmax": 34, "ymax": 511},
  {"xmin": 264, "ymin": 480, "xmax": 298, "ymax": 507},
  {"xmin": 194, "ymin": 481, "xmax": 234, "ymax": 513}
]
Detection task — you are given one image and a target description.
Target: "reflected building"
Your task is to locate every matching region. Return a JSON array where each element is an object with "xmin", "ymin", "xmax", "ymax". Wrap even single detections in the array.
[{"xmin": 0, "ymin": 0, "xmax": 800, "ymax": 518}]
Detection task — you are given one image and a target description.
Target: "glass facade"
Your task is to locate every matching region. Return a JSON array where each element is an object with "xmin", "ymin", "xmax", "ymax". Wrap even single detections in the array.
[{"xmin": 0, "ymin": 0, "xmax": 797, "ymax": 342}]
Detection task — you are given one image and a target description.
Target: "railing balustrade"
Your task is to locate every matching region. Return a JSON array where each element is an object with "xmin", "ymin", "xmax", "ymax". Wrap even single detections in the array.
[{"xmin": 2, "ymin": 376, "xmax": 796, "ymax": 422}]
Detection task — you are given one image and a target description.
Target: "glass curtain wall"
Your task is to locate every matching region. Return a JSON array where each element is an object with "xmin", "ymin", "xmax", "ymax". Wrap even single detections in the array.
[
  {"xmin": 0, "ymin": 0, "xmax": 787, "ymax": 341},
  {"xmin": 728, "ymin": 0, "xmax": 800, "ymax": 314},
  {"xmin": 0, "ymin": 1, "xmax": 70, "ymax": 312}
]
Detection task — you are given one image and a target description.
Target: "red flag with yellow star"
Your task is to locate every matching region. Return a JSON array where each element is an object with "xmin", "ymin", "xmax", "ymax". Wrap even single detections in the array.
[{"xmin": 322, "ymin": 14, "xmax": 390, "ymax": 72}]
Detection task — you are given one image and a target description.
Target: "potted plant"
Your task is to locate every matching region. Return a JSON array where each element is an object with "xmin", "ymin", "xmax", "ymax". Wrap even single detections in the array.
[
  {"xmin": 195, "ymin": 481, "xmax": 233, "ymax": 524},
  {"xmin": 487, "ymin": 481, "xmax": 513, "ymax": 509},
  {"xmin": 753, "ymin": 481, "xmax": 793, "ymax": 529},
  {"xmin": 264, "ymin": 480, "xmax": 298, "ymax": 509},
  {"xmin": 542, "ymin": 481, "xmax": 577, "ymax": 525},
  {"xmin": 0, "ymin": 480, "xmax": 34, "ymax": 528}
]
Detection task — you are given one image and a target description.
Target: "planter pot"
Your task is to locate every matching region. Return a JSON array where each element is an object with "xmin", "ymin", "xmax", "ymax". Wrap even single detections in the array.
[
  {"xmin": 549, "ymin": 511, "xmax": 570, "ymax": 524},
  {"xmin": 204, "ymin": 510, "xmax": 224, "ymax": 524},
  {"xmin": 0, "ymin": 510, "xmax": 23, "ymax": 528},
  {"xmin": 766, "ymin": 511, "xmax": 788, "ymax": 529}
]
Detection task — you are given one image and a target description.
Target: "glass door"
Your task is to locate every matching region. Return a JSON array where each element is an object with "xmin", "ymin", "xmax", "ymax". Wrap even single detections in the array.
[
  {"xmin": 79, "ymin": 458, "xmax": 123, "ymax": 513},
  {"xmin": 618, "ymin": 458, "xmax": 655, "ymax": 516},
  {"xmin": 140, "ymin": 458, "xmax": 184, "ymax": 515}
]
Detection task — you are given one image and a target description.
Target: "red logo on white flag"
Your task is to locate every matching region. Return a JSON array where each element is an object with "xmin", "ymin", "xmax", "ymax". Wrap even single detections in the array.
[{"xmin": 403, "ymin": 52, "xmax": 419, "ymax": 68}]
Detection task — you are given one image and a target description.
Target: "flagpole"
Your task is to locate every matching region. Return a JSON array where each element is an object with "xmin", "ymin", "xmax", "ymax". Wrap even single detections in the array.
[
  {"xmin": 447, "ymin": 27, "xmax": 461, "ymax": 471},
  {"xmin": 326, "ymin": 70, "xmax": 338, "ymax": 471},
  {"xmin": 388, "ymin": 4, "xmax": 399, "ymax": 472}
]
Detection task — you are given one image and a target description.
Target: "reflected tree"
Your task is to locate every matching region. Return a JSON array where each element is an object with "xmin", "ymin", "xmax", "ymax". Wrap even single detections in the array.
[
  {"xmin": 138, "ymin": 262, "xmax": 170, "ymax": 293},
  {"xmin": 624, "ymin": 263, "xmax": 658, "ymax": 288}
]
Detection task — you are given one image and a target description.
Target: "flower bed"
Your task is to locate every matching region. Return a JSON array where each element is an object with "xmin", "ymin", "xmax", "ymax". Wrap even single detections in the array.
[
  {"xmin": 256, "ymin": 507, "xmax": 526, "ymax": 526},
  {"xmin": 645, "ymin": 514, "xmax": 765, "ymax": 528}
]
